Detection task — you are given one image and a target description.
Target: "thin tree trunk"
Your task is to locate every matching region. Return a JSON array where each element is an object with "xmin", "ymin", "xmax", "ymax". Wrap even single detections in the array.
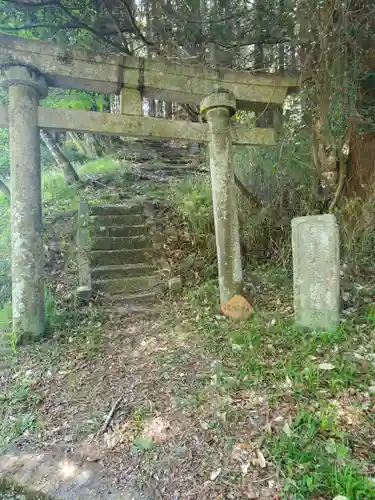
[
  {"xmin": 0, "ymin": 178, "xmax": 10, "ymax": 197},
  {"xmin": 41, "ymin": 130, "xmax": 80, "ymax": 184},
  {"xmin": 146, "ymin": 0, "xmax": 156, "ymax": 117},
  {"xmin": 156, "ymin": 100, "xmax": 163, "ymax": 118},
  {"xmin": 165, "ymin": 101, "xmax": 173, "ymax": 119}
]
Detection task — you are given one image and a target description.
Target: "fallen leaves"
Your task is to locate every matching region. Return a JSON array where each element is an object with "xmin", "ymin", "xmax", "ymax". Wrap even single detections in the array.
[
  {"xmin": 282, "ymin": 422, "xmax": 292, "ymax": 437},
  {"xmin": 231, "ymin": 443, "xmax": 268, "ymax": 475},
  {"xmin": 256, "ymin": 449, "xmax": 266, "ymax": 468}
]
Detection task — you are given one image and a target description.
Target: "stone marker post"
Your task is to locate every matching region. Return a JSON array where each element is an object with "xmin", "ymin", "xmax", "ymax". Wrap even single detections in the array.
[
  {"xmin": 201, "ymin": 90, "xmax": 243, "ymax": 306},
  {"xmin": 0, "ymin": 66, "xmax": 48, "ymax": 340},
  {"xmin": 292, "ymin": 214, "xmax": 340, "ymax": 330}
]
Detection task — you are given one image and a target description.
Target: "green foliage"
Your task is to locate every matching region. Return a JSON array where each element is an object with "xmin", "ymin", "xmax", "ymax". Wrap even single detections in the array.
[
  {"xmin": 0, "ymin": 371, "xmax": 41, "ymax": 446},
  {"xmin": 0, "ymin": 259, "xmax": 11, "ymax": 308},
  {"xmin": 168, "ymin": 176, "xmax": 217, "ymax": 282},
  {"xmin": 270, "ymin": 410, "xmax": 375, "ymax": 499},
  {"xmin": 132, "ymin": 437, "xmax": 156, "ymax": 451},
  {"xmin": 0, "ymin": 129, "xmax": 10, "ymax": 175},
  {"xmin": 41, "ymin": 89, "xmax": 108, "ymax": 112},
  {"xmin": 42, "ymin": 170, "xmax": 79, "ymax": 212},
  {"xmin": 171, "ymin": 175, "xmax": 214, "ymax": 241},
  {"xmin": 79, "ymin": 156, "xmax": 122, "ymax": 176},
  {"xmin": 0, "ymin": 478, "xmax": 52, "ymax": 499}
]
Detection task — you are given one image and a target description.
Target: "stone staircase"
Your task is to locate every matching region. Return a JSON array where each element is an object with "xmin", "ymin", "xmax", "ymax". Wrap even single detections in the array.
[
  {"xmin": 87, "ymin": 203, "xmax": 168, "ymax": 315},
  {"xmin": 76, "ymin": 139, "xmax": 202, "ymax": 314}
]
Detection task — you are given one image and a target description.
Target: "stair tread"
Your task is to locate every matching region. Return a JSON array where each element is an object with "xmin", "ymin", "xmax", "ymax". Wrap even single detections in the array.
[
  {"xmin": 93, "ymin": 275, "xmax": 160, "ymax": 283},
  {"xmin": 91, "ymin": 248, "xmax": 153, "ymax": 253},
  {"xmin": 92, "ymin": 264, "xmax": 156, "ymax": 271},
  {"xmin": 96, "ymin": 224, "xmax": 148, "ymax": 230},
  {"xmin": 102, "ymin": 290, "xmax": 161, "ymax": 300}
]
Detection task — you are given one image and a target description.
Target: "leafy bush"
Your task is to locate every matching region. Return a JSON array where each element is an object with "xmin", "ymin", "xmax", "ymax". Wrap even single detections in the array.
[
  {"xmin": 0, "ymin": 258, "xmax": 11, "ymax": 307},
  {"xmin": 168, "ymin": 126, "xmax": 320, "ymax": 281},
  {"xmin": 168, "ymin": 176, "xmax": 217, "ymax": 282}
]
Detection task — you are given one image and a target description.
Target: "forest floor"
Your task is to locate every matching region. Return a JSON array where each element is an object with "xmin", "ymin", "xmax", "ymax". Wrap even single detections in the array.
[
  {"xmin": 1, "ymin": 265, "xmax": 375, "ymax": 499},
  {"xmin": 0, "ymin": 144, "xmax": 375, "ymax": 499}
]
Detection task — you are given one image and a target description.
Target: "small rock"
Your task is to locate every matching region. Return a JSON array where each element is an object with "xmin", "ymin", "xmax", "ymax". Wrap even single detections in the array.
[
  {"xmin": 210, "ymin": 467, "xmax": 221, "ymax": 481},
  {"xmin": 221, "ymin": 294, "xmax": 253, "ymax": 321},
  {"xmin": 318, "ymin": 362, "xmax": 335, "ymax": 370},
  {"xmin": 332, "ymin": 496, "xmax": 349, "ymax": 500}
]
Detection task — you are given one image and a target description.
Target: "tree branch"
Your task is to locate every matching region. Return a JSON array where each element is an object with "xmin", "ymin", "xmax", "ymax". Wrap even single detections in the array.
[
  {"xmin": 58, "ymin": 1, "xmax": 132, "ymax": 54},
  {"xmin": 118, "ymin": 0, "xmax": 161, "ymax": 53},
  {"xmin": 100, "ymin": 0, "xmax": 131, "ymax": 54}
]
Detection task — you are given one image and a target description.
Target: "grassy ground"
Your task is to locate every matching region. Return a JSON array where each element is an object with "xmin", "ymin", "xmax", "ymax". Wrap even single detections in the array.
[
  {"xmin": 0, "ymin": 151, "xmax": 375, "ymax": 498},
  {"xmin": 0, "ymin": 267, "xmax": 374, "ymax": 499},
  {"xmin": 0, "ymin": 479, "xmax": 51, "ymax": 499}
]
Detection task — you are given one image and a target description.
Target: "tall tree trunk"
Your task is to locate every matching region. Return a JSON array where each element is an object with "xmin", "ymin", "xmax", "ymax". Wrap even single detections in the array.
[
  {"xmin": 0, "ymin": 178, "xmax": 10, "ymax": 197},
  {"xmin": 146, "ymin": 0, "xmax": 156, "ymax": 116},
  {"xmin": 41, "ymin": 130, "xmax": 80, "ymax": 184}
]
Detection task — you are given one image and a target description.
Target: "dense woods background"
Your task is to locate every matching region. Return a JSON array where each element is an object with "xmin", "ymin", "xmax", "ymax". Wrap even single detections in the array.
[{"xmin": 1, "ymin": 0, "xmax": 375, "ymax": 240}]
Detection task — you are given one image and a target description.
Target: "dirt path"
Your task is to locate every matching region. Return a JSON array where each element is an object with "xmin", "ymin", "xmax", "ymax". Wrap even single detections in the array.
[{"xmin": 0, "ymin": 301, "xmax": 282, "ymax": 499}]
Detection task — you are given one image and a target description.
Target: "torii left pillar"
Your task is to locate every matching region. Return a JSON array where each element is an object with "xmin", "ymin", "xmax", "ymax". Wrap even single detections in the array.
[{"xmin": 0, "ymin": 66, "xmax": 47, "ymax": 340}]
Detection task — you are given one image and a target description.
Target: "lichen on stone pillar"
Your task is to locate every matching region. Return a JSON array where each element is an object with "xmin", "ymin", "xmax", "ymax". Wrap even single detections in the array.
[
  {"xmin": 120, "ymin": 88, "xmax": 143, "ymax": 116},
  {"xmin": 0, "ymin": 65, "xmax": 48, "ymax": 341},
  {"xmin": 200, "ymin": 89, "xmax": 243, "ymax": 307}
]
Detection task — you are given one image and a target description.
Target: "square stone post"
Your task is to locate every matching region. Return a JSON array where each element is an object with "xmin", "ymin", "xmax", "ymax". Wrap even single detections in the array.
[
  {"xmin": 292, "ymin": 214, "xmax": 340, "ymax": 330},
  {"xmin": 200, "ymin": 90, "xmax": 243, "ymax": 306},
  {"xmin": 0, "ymin": 66, "xmax": 48, "ymax": 340},
  {"xmin": 120, "ymin": 88, "xmax": 142, "ymax": 116}
]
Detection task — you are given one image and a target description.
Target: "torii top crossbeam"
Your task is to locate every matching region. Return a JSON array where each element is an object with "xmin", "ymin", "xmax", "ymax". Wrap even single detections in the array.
[{"xmin": 0, "ymin": 34, "xmax": 298, "ymax": 111}]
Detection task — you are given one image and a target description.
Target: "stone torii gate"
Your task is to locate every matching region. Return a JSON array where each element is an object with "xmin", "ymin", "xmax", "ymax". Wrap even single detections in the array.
[{"xmin": 0, "ymin": 34, "xmax": 298, "ymax": 339}]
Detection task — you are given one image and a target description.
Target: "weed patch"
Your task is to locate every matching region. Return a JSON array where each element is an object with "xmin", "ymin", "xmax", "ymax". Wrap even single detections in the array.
[
  {"xmin": 182, "ymin": 268, "xmax": 375, "ymax": 498},
  {"xmin": 269, "ymin": 409, "xmax": 375, "ymax": 498}
]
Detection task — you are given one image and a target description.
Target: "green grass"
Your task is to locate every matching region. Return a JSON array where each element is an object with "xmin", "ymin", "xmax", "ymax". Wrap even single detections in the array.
[
  {"xmin": 42, "ymin": 170, "xmax": 79, "ymax": 212},
  {"xmin": 270, "ymin": 409, "xmax": 375, "ymax": 499},
  {"xmin": 42, "ymin": 156, "xmax": 125, "ymax": 212},
  {"xmin": 0, "ymin": 371, "xmax": 41, "ymax": 446},
  {"xmin": 195, "ymin": 304, "xmax": 375, "ymax": 400},
  {"xmin": 185, "ymin": 276, "xmax": 375, "ymax": 498},
  {"xmin": 79, "ymin": 156, "xmax": 122, "ymax": 176},
  {"xmin": 0, "ymin": 478, "xmax": 52, "ymax": 499}
]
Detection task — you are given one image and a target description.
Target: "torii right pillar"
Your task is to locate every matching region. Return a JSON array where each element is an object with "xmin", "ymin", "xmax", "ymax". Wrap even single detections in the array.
[{"xmin": 201, "ymin": 90, "xmax": 243, "ymax": 307}]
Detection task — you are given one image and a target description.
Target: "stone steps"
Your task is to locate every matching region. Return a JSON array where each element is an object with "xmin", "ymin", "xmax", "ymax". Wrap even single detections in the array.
[
  {"xmin": 86, "ymin": 202, "xmax": 167, "ymax": 315},
  {"xmin": 95, "ymin": 225, "xmax": 147, "ymax": 237},
  {"xmin": 92, "ymin": 214, "xmax": 145, "ymax": 226},
  {"xmin": 101, "ymin": 290, "xmax": 163, "ymax": 315},
  {"xmin": 90, "ymin": 248, "xmax": 153, "ymax": 267},
  {"xmin": 93, "ymin": 275, "xmax": 161, "ymax": 294},
  {"xmin": 91, "ymin": 235, "xmax": 152, "ymax": 251},
  {"xmin": 91, "ymin": 264, "xmax": 156, "ymax": 280},
  {"xmin": 90, "ymin": 204, "xmax": 143, "ymax": 215}
]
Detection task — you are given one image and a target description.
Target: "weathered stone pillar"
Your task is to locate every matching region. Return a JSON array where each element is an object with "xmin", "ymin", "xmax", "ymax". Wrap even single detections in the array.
[
  {"xmin": 201, "ymin": 90, "xmax": 243, "ymax": 306},
  {"xmin": 0, "ymin": 66, "xmax": 48, "ymax": 340},
  {"xmin": 292, "ymin": 214, "xmax": 340, "ymax": 330}
]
